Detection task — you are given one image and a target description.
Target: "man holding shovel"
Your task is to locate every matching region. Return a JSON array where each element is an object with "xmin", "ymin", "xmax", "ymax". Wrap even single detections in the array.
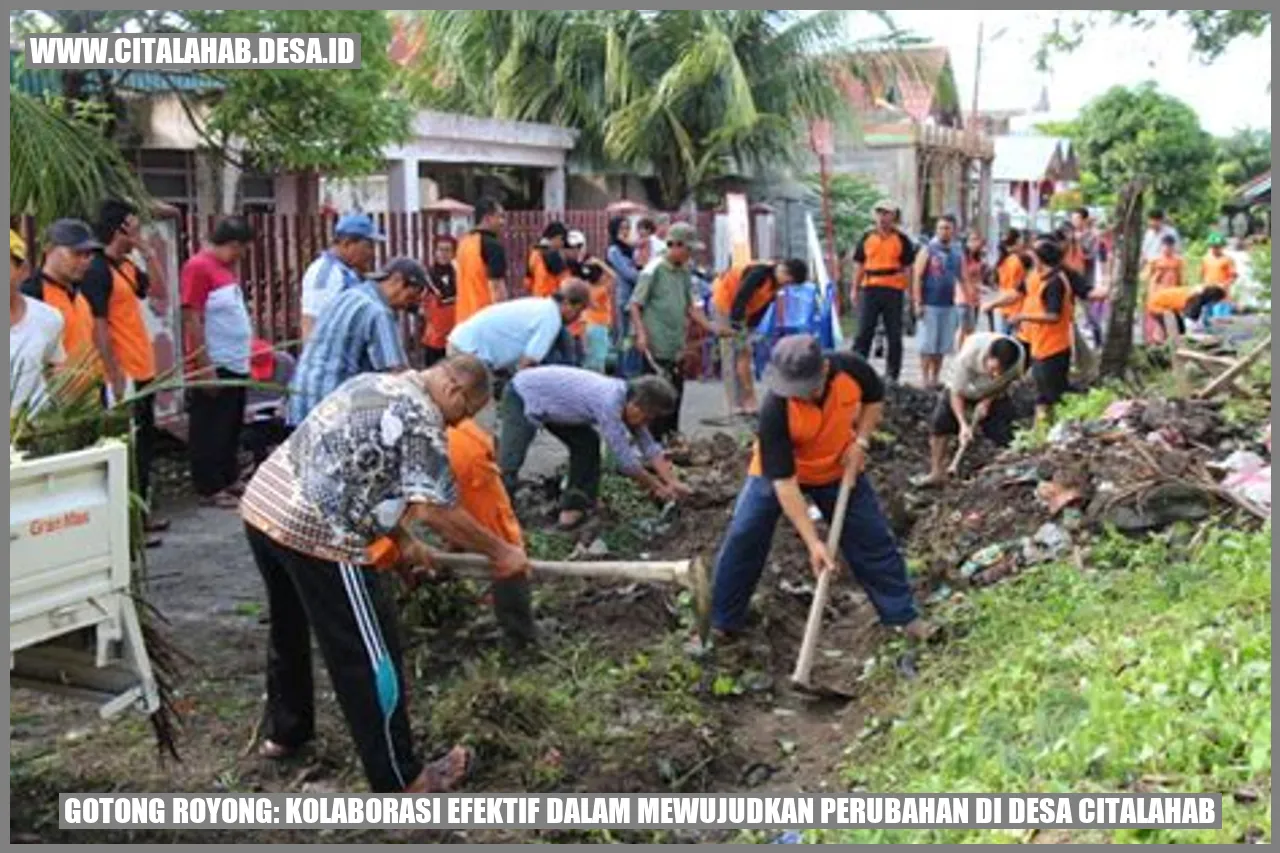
[
  {"xmin": 914, "ymin": 332, "xmax": 1027, "ymax": 487},
  {"xmin": 708, "ymin": 335, "xmax": 933, "ymax": 643}
]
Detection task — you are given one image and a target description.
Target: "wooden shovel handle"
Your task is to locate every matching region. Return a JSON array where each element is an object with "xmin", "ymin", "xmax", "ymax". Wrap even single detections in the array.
[
  {"xmin": 791, "ymin": 461, "xmax": 858, "ymax": 686},
  {"xmin": 427, "ymin": 553, "xmax": 690, "ymax": 586}
]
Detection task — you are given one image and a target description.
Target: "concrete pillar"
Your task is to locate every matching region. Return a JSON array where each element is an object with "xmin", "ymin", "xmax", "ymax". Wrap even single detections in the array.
[
  {"xmin": 977, "ymin": 158, "xmax": 993, "ymax": 237},
  {"xmin": 543, "ymin": 166, "xmax": 566, "ymax": 212},
  {"xmin": 388, "ymin": 157, "xmax": 421, "ymax": 212}
]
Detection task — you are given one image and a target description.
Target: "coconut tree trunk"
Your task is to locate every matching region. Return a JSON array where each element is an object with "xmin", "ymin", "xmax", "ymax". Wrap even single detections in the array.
[{"xmin": 1100, "ymin": 178, "xmax": 1147, "ymax": 378}]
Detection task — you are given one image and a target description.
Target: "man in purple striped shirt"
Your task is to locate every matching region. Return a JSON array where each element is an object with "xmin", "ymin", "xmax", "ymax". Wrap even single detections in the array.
[
  {"xmin": 500, "ymin": 366, "xmax": 692, "ymax": 529},
  {"xmin": 288, "ymin": 258, "xmax": 426, "ymax": 426}
]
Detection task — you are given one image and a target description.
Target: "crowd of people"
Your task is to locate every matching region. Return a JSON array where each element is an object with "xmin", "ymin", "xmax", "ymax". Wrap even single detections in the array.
[{"xmin": 7, "ymin": 190, "xmax": 1254, "ymax": 796}]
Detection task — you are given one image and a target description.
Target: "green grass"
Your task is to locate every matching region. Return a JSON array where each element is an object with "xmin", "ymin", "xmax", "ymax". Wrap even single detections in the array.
[
  {"xmin": 1012, "ymin": 384, "xmax": 1124, "ymax": 450},
  {"xmin": 818, "ymin": 525, "xmax": 1272, "ymax": 844}
]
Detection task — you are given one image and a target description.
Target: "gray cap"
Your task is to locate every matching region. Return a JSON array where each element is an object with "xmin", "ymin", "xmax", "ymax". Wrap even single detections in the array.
[
  {"xmin": 665, "ymin": 221, "xmax": 705, "ymax": 251},
  {"xmin": 763, "ymin": 334, "xmax": 826, "ymax": 399},
  {"xmin": 47, "ymin": 218, "xmax": 102, "ymax": 252},
  {"xmin": 369, "ymin": 257, "xmax": 429, "ymax": 288}
]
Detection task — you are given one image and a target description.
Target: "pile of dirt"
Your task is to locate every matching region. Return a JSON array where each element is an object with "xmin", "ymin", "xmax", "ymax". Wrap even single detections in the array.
[{"xmin": 902, "ymin": 395, "xmax": 1268, "ymax": 591}]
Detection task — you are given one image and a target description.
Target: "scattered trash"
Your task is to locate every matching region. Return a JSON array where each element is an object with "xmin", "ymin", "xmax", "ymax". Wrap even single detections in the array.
[
  {"xmin": 777, "ymin": 739, "xmax": 798, "ymax": 757},
  {"xmin": 1215, "ymin": 450, "xmax": 1267, "ymax": 475},
  {"xmin": 959, "ymin": 544, "xmax": 1008, "ymax": 579},
  {"xmin": 1036, "ymin": 481, "xmax": 1084, "ymax": 516},
  {"xmin": 1106, "ymin": 482, "xmax": 1214, "ymax": 533},
  {"xmin": 926, "ymin": 583, "xmax": 953, "ymax": 604},
  {"xmin": 1102, "ymin": 400, "xmax": 1139, "ymax": 422},
  {"xmin": 1022, "ymin": 523, "xmax": 1070, "ymax": 564},
  {"xmin": 741, "ymin": 762, "xmax": 777, "ymax": 788},
  {"xmin": 1047, "ymin": 422, "xmax": 1072, "ymax": 444},
  {"xmin": 1223, "ymin": 466, "xmax": 1271, "ymax": 512},
  {"xmin": 770, "ymin": 830, "xmax": 803, "ymax": 844},
  {"xmin": 585, "ymin": 538, "xmax": 611, "ymax": 558}
]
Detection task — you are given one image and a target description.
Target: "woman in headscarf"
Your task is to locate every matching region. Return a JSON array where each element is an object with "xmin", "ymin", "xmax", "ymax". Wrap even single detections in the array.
[{"xmin": 606, "ymin": 216, "xmax": 640, "ymax": 341}]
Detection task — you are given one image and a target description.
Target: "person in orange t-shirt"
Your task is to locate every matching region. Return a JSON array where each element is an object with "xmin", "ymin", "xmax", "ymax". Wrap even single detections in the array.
[
  {"xmin": 446, "ymin": 419, "xmax": 536, "ymax": 646},
  {"xmin": 563, "ymin": 230, "xmax": 614, "ymax": 372},
  {"xmin": 1144, "ymin": 235, "xmax": 1185, "ymax": 344},
  {"xmin": 454, "ymin": 198, "xmax": 508, "ymax": 323},
  {"xmin": 420, "ymin": 238, "xmax": 457, "ymax": 367},
  {"xmin": 19, "ymin": 219, "xmax": 102, "ymax": 393},
  {"xmin": 525, "ymin": 221, "xmax": 569, "ymax": 298},
  {"xmin": 1199, "ymin": 232, "xmax": 1238, "ymax": 324},
  {"xmin": 80, "ymin": 199, "xmax": 171, "ymax": 538}
]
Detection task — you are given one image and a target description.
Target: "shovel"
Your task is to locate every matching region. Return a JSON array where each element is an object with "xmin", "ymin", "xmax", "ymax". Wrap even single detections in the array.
[
  {"xmin": 790, "ymin": 460, "xmax": 859, "ymax": 700},
  {"xmin": 426, "ymin": 553, "xmax": 713, "ymax": 645},
  {"xmin": 947, "ymin": 411, "xmax": 982, "ymax": 477}
]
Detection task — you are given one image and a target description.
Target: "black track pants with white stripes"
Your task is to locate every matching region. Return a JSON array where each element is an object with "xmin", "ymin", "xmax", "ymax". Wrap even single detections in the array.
[{"xmin": 244, "ymin": 524, "xmax": 423, "ymax": 792}]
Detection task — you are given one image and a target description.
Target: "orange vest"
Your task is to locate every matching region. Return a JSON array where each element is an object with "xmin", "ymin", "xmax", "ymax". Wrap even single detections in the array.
[
  {"xmin": 37, "ymin": 277, "xmax": 102, "ymax": 386},
  {"xmin": 583, "ymin": 277, "xmax": 613, "ymax": 327},
  {"xmin": 526, "ymin": 248, "xmax": 567, "ymax": 299},
  {"xmin": 1147, "ymin": 286, "xmax": 1195, "ymax": 315},
  {"xmin": 102, "ymin": 257, "xmax": 157, "ymax": 381},
  {"xmin": 455, "ymin": 231, "xmax": 496, "ymax": 323},
  {"xmin": 747, "ymin": 372, "xmax": 864, "ymax": 486},
  {"xmin": 448, "ymin": 420, "xmax": 523, "ymax": 548},
  {"xmin": 1063, "ymin": 242, "xmax": 1086, "ymax": 275},
  {"xmin": 996, "ymin": 253, "xmax": 1026, "ymax": 319},
  {"xmin": 712, "ymin": 263, "xmax": 778, "ymax": 321},
  {"xmin": 1201, "ymin": 254, "xmax": 1236, "ymax": 290},
  {"xmin": 1023, "ymin": 270, "xmax": 1074, "ymax": 360},
  {"xmin": 859, "ymin": 230, "xmax": 912, "ymax": 291}
]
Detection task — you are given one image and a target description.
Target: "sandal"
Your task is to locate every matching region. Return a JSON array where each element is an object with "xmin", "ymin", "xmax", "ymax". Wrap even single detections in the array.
[
  {"xmin": 406, "ymin": 745, "xmax": 475, "ymax": 793},
  {"xmin": 199, "ymin": 492, "xmax": 240, "ymax": 510},
  {"xmin": 258, "ymin": 738, "xmax": 300, "ymax": 760}
]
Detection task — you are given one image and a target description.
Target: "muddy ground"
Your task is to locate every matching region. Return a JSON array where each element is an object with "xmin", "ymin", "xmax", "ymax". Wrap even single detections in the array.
[{"xmin": 10, "ymin": 371, "xmax": 1267, "ymax": 843}]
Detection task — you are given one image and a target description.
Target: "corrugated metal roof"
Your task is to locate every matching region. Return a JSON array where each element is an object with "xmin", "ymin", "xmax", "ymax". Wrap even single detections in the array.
[
  {"xmin": 992, "ymin": 135, "xmax": 1063, "ymax": 183},
  {"xmin": 9, "ymin": 47, "xmax": 220, "ymax": 97}
]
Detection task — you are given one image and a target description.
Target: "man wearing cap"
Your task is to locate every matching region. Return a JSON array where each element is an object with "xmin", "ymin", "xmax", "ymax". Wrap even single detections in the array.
[
  {"xmin": 10, "ymin": 229, "xmax": 66, "ymax": 415},
  {"xmin": 300, "ymin": 212, "xmax": 384, "ymax": 342},
  {"xmin": 709, "ymin": 334, "xmax": 933, "ymax": 643},
  {"xmin": 180, "ymin": 216, "xmax": 256, "ymax": 508},
  {"xmin": 447, "ymin": 279, "xmax": 591, "ymax": 376},
  {"xmin": 288, "ymin": 258, "xmax": 428, "ymax": 426},
  {"xmin": 851, "ymin": 200, "xmax": 917, "ymax": 383},
  {"xmin": 20, "ymin": 218, "xmax": 103, "ymax": 391},
  {"xmin": 628, "ymin": 221, "xmax": 721, "ymax": 441},
  {"xmin": 1199, "ymin": 232, "xmax": 1238, "ymax": 325},
  {"xmin": 525, "ymin": 221, "xmax": 569, "ymax": 298}
]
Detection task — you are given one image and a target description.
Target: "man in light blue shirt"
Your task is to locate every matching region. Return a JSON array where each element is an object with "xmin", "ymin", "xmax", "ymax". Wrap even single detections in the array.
[
  {"xmin": 447, "ymin": 280, "xmax": 590, "ymax": 373},
  {"xmin": 288, "ymin": 258, "xmax": 426, "ymax": 426},
  {"xmin": 300, "ymin": 213, "xmax": 384, "ymax": 342}
]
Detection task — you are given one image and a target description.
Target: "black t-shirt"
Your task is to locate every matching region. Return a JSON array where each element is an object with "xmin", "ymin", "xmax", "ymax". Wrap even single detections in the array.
[
  {"xmin": 478, "ymin": 230, "xmax": 507, "ymax": 279},
  {"xmin": 730, "ymin": 263, "xmax": 777, "ymax": 324},
  {"xmin": 569, "ymin": 256, "xmax": 606, "ymax": 284},
  {"xmin": 78, "ymin": 252, "xmax": 150, "ymax": 319},
  {"xmin": 428, "ymin": 262, "xmax": 457, "ymax": 303},
  {"xmin": 1042, "ymin": 274, "xmax": 1067, "ymax": 315},
  {"xmin": 757, "ymin": 351, "xmax": 886, "ymax": 480},
  {"xmin": 539, "ymin": 245, "xmax": 567, "ymax": 277}
]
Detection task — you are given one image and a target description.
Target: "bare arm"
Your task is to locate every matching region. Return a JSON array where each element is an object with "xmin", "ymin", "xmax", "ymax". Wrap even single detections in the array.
[
  {"xmin": 629, "ymin": 301, "xmax": 650, "ymax": 352},
  {"xmin": 982, "ymin": 290, "xmax": 1020, "ymax": 312},
  {"xmin": 300, "ymin": 314, "xmax": 316, "ymax": 343},
  {"xmin": 489, "ymin": 277, "xmax": 508, "ymax": 303},
  {"xmin": 773, "ymin": 477, "xmax": 823, "ymax": 552},
  {"xmin": 91, "ymin": 319, "xmax": 127, "ymax": 401},
  {"xmin": 181, "ymin": 307, "xmax": 212, "ymax": 374},
  {"xmin": 912, "ymin": 251, "xmax": 928, "ymax": 310}
]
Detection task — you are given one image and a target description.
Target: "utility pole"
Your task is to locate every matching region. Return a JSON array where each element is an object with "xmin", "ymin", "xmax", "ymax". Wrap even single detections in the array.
[{"xmin": 971, "ymin": 20, "xmax": 984, "ymax": 123}]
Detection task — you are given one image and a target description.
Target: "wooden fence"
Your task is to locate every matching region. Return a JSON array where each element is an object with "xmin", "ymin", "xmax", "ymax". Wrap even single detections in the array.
[{"xmin": 18, "ymin": 207, "xmax": 718, "ymax": 348}]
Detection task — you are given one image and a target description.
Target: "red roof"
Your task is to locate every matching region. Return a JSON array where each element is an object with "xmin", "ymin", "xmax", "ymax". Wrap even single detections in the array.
[{"xmin": 836, "ymin": 46, "xmax": 953, "ymax": 124}]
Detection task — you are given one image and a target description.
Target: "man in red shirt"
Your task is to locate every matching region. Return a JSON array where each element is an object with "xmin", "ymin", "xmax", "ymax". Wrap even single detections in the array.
[{"xmin": 180, "ymin": 216, "xmax": 255, "ymax": 508}]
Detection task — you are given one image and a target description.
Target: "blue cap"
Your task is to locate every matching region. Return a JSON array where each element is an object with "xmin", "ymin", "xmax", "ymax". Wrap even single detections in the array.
[{"xmin": 334, "ymin": 213, "xmax": 386, "ymax": 243}]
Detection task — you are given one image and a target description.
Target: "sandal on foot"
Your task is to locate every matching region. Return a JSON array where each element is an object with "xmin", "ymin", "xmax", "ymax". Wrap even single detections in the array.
[
  {"xmin": 406, "ymin": 745, "xmax": 475, "ymax": 793},
  {"xmin": 258, "ymin": 739, "xmax": 299, "ymax": 760}
]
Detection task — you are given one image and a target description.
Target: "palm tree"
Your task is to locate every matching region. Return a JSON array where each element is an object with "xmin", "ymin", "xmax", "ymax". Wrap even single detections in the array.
[
  {"xmin": 10, "ymin": 89, "xmax": 148, "ymax": 229},
  {"xmin": 405, "ymin": 10, "xmax": 910, "ymax": 209}
]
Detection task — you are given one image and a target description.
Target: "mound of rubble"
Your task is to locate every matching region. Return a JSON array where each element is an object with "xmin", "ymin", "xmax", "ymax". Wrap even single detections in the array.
[{"xmin": 900, "ymin": 396, "xmax": 1271, "ymax": 593}]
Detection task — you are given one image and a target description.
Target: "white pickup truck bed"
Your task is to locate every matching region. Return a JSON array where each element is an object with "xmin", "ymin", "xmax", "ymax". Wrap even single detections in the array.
[{"xmin": 10, "ymin": 440, "xmax": 160, "ymax": 720}]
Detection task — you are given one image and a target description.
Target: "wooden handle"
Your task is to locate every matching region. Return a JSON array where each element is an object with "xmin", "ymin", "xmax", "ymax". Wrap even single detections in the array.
[
  {"xmin": 791, "ymin": 464, "xmax": 857, "ymax": 686},
  {"xmin": 427, "ymin": 553, "xmax": 691, "ymax": 587}
]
